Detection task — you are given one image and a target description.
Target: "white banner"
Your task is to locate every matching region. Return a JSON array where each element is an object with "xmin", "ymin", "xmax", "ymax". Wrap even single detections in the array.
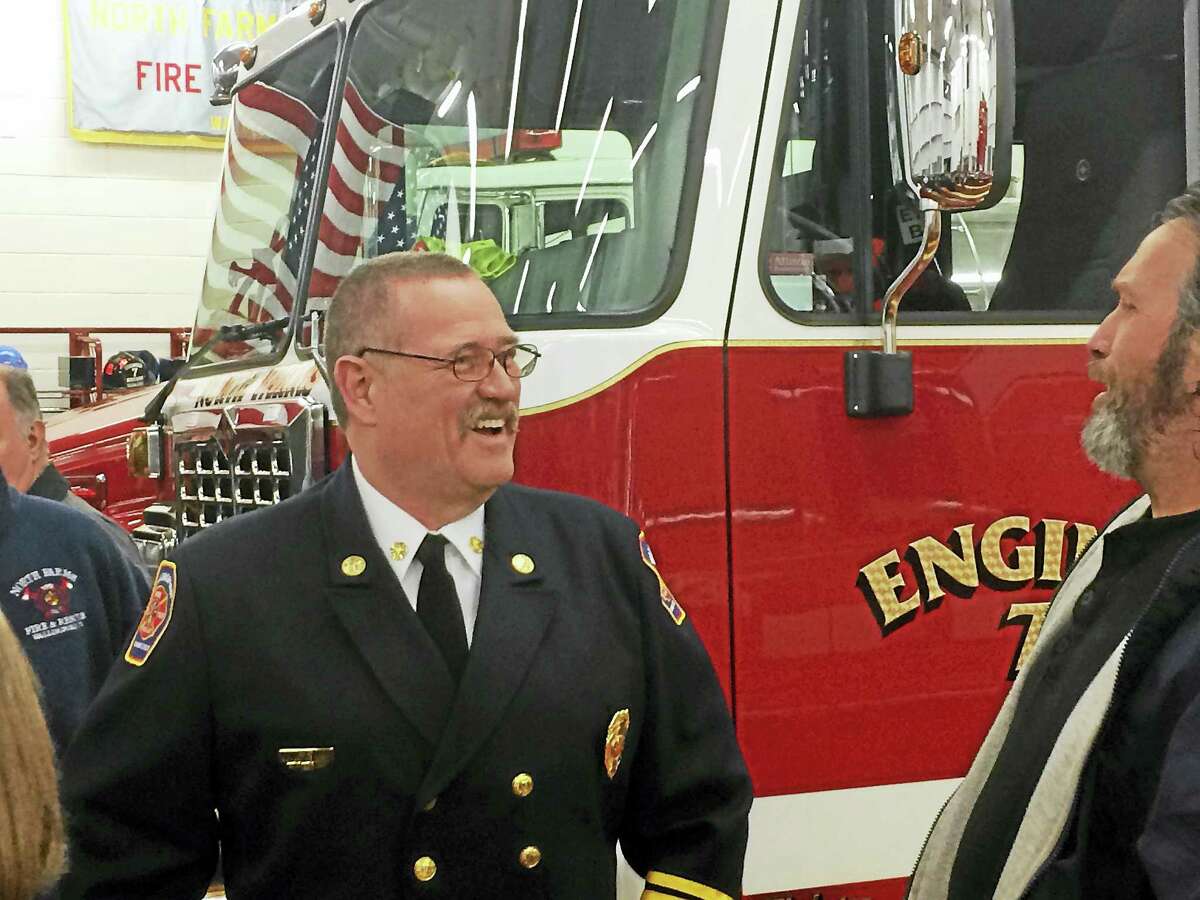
[{"xmin": 63, "ymin": 0, "xmax": 293, "ymax": 146}]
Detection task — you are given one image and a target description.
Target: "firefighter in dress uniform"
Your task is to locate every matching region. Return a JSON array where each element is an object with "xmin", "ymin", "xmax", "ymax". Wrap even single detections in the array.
[{"xmin": 59, "ymin": 252, "xmax": 752, "ymax": 900}]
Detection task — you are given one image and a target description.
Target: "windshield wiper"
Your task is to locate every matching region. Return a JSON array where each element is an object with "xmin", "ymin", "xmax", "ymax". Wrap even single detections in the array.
[{"xmin": 141, "ymin": 317, "xmax": 291, "ymax": 424}]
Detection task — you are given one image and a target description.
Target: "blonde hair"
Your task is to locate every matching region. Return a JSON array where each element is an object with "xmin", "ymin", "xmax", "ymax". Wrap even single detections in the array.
[{"xmin": 0, "ymin": 615, "xmax": 65, "ymax": 898}]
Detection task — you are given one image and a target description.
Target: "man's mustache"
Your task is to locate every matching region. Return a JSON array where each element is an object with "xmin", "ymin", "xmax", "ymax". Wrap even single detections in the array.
[{"xmin": 462, "ymin": 403, "xmax": 520, "ymax": 432}]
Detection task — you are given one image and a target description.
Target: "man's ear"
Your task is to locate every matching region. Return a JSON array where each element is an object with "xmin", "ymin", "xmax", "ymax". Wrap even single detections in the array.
[
  {"xmin": 28, "ymin": 419, "xmax": 45, "ymax": 456},
  {"xmin": 333, "ymin": 355, "xmax": 379, "ymax": 427}
]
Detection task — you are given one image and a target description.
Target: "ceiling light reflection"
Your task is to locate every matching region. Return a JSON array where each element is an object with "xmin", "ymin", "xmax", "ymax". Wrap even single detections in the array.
[
  {"xmin": 579, "ymin": 212, "xmax": 609, "ymax": 292},
  {"xmin": 504, "ymin": 0, "xmax": 529, "ymax": 159},
  {"xmin": 436, "ymin": 80, "xmax": 462, "ymax": 118},
  {"xmin": 555, "ymin": 0, "xmax": 584, "ymax": 132},
  {"xmin": 467, "ymin": 91, "xmax": 478, "ymax": 241},
  {"xmin": 676, "ymin": 74, "xmax": 702, "ymax": 102},
  {"xmin": 574, "ymin": 95, "xmax": 613, "ymax": 215},
  {"xmin": 512, "ymin": 259, "xmax": 530, "ymax": 315},
  {"xmin": 631, "ymin": 121, "xmax": 658, "ymax": 169}
]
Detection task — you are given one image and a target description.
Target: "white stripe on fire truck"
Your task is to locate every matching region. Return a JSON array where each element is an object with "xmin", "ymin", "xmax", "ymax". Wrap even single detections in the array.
[{"xmin": 742, "ymin": 778, "xmax": 961, "ymax": 893}]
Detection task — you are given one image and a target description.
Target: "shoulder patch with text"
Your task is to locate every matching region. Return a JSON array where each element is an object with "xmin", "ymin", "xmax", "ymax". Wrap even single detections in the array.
[
  {"xmin": 638, "ymin": 532, "xmax": 686, "ymax": 626},
  {"xmin": 125, "ymin": 561, "xmax": 177, "ymax": 667}
]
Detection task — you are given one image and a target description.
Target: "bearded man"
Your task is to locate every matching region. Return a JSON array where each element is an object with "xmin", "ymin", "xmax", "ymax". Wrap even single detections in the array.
[{"xmin": 909, "ymin": 185, "xmax": 1200, "ymax": 900}]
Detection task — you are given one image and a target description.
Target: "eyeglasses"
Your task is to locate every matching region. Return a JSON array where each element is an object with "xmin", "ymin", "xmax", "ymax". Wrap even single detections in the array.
[{"xmin": 359, "ymin": 343, "xmax": 541, "ymax": 382}]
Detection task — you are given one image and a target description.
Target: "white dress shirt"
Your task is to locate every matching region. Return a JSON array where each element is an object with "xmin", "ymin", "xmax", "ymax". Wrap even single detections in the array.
[{"xmin": 352, "ymin": 457, "xmax": 485, "ymax": 646}]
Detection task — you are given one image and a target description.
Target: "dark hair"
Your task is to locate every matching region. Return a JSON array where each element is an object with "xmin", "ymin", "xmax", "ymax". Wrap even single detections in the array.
[
  {"xmin": 1146, "ymin": 184, "xmax": 1200, "ymax": 420},
  {"xmin": 324, "ymin": 252, "xmax": 476, "ymax": 423},
  {"xmin": 1159, "ymin": 183, "xmax": 1200, "ymax": 331}
]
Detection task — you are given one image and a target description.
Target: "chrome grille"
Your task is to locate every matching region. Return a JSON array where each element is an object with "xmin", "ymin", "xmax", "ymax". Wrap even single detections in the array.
[{"xmin": 176, "ymin": 437, "xmax": 293, "ymax": 538}]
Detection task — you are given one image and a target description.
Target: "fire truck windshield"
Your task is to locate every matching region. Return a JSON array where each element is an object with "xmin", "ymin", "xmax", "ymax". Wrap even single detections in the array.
[
  {"xmin": 190, "ymin": 28, "xmax": 341, "ymax": 368},
  {"xmin": 300, "ymin": 0, "xmax": 723, "ymax": 324}
]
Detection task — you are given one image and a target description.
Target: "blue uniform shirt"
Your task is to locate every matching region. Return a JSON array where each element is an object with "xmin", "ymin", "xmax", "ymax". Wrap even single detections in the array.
[{"xmin": 0, "ymin": 470, "xmax": 147, "ymax": 753}]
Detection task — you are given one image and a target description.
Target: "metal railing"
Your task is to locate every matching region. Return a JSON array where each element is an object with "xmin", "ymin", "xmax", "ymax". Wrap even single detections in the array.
[{"xmin": 0, "ymin": 327, "xmax": 190, "ymax": 409}]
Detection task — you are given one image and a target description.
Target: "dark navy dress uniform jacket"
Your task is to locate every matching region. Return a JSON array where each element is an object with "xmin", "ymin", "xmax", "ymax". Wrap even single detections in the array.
[{"xmin": 60, "ymin": 463, "xmax": 752, "ymax": 899}]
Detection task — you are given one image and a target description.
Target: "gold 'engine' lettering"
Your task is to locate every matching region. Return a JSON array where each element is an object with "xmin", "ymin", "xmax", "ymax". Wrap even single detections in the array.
[
  {"xmin": 1002, "ymin": 601, "xmax": 1052, "ymax": 678},
  {"xmin": 857, "ymin": 550, "xmax": 920, "ymax": 633},
  {"xmin": 1037, "ymin": 519, "xmax": 1068, "ymax": 582},
  {"xmin": 908, "ymin": 525, "xmax": 978, "ymax": 604},
  {"xmin": 980, "ymin": 516, "xmax": 1034, "ymax": 583},
  {"xmin": 857, "ymin": 515, "xmax": 1099, "ymax": 656}
]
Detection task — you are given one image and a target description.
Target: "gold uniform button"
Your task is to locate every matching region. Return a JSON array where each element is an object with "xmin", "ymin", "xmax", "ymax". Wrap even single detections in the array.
[
  {"xmin": 511, "ymin": 773, "xmax": 534, "ymax": 797},
  {"xmin": 340, "ymin": 555, "xmax": 366, "ymax": 577},
  {"xmin": 413, "ymin": 856, "xmax": 437, "ymax": 881},
  {"xmin": 518, "ymin": 845, "xmax": 542, "ymax": 869}
]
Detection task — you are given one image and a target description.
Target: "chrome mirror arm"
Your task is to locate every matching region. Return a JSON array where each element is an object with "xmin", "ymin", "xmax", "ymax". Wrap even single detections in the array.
[
  {"xmin": 305, "ymin": 309, "xmax": 333, "ymax": 391},
  {"xmin": 882, "ymin": 205, "xmax": 941, "ymax": 355}
]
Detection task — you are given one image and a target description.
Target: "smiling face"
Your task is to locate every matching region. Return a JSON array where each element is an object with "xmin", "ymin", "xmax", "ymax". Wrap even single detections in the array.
[
  {"xmin": 345, "ymin": 273, "xmax": 522, "ymax": 522},
  {"xmin": 1082, "ymin": 218, "xmax": 1200, "ymax": 478}
]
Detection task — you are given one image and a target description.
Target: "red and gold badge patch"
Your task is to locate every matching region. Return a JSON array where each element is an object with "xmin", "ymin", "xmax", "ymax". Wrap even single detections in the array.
[
  {"xmin": 638, "ymin": 531, "xmax": 685, "ymax": 626},
  {"xmin": 124, "ymin": 561, "xmax": 177, "ymax": 667},
  {"xmin": 604, "ymin": 708, "xmax": 630, "ymax": 779}
]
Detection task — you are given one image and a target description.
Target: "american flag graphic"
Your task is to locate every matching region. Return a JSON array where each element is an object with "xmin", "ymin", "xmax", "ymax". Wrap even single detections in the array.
[
  {"xmin": 313, "ymin": 80, "xmax": 409, "ymax": 298},
  {"xmin": 201, "ymin": 77, "xmax": 409, "ymax": 349}
]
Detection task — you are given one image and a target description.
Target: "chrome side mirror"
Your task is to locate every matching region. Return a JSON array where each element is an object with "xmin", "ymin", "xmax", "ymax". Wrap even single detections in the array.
[
  {"xmin": 845, "ymin": 0, "xmax": 1013, "ymax": 417},
  {"xmin": 210, "ymin": 42, "xmax": 251, "ymax": 107},
  {"xmin": 895, "ymin": 0, "xmax": 1010, "ymax": 214}
]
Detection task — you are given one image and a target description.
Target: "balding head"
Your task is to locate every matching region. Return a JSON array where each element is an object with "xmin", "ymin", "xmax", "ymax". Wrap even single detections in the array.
[{"xmin": 325, "ymin": 252, "xmax": 477, "ymax": 424}]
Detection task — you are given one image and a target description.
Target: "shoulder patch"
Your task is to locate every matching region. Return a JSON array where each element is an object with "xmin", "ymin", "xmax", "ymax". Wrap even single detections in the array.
[
  {"xmin": 638, "ymin": 531, "xmax": 686, "ymax": 626},
  {"xmin": 124, "ymin": 561, "xmax": 177, "ymax": 667}
]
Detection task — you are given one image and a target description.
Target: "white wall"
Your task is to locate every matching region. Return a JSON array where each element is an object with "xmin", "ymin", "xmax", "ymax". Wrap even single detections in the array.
[{"xmin": 1, "ymin": 6, "xmax": 222, "ymax": 406}]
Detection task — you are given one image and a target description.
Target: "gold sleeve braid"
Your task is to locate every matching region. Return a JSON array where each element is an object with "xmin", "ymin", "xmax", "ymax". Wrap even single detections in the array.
[{"xmin": 644, "ymin": 870, "xmax": 733, "ymax": 900}]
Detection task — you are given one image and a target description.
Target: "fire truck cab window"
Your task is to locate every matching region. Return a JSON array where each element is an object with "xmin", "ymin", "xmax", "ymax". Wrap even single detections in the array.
[
  {"xmin": 304, "ymin": 0, "xmax": 721, "ymax": 325},
  {"xmin": 762, "ymin": 0, "xmax": 1186, "ymax": 321},
  {"xmin": 192, "ymin": 30, "xmax": 339, "ymax": 367}
]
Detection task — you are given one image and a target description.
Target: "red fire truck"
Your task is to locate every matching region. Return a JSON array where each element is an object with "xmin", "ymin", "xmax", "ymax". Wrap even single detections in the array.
[{"xmin": 45, "ymin": 0, "xmax": 1195, "ymax": 895}]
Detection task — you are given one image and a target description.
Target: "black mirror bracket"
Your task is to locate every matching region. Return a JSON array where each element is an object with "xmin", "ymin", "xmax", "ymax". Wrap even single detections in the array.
[
  {"xmin": 844, "ymin": 206, "xmax": 939, "ymax": 418},
  {"xmin": 844, "ymin": 349, "xmax": 913, "ymax": 418}
]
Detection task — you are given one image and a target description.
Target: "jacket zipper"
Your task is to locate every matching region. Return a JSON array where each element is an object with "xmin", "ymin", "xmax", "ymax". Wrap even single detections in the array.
[
  {"xmin": 902, "ymin": 556, "xmax": 1104, "ymax": 900},
  {"xmin": 904, "ymin": 790, "xmax": 958, "ymax": 898},
  {"xmin": 1013, "ymin": 623, "xmax": 1136, "ymax": 900}
]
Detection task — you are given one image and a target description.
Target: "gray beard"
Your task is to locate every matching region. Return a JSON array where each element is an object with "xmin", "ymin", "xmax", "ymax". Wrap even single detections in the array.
[
  {"xmin": 1080, "ymin": 337, "xmax": 1193, "ymax": 480},
  {"xmin": 1080, "ymin": 394, "xmax": 1143, "ymax": 479}
]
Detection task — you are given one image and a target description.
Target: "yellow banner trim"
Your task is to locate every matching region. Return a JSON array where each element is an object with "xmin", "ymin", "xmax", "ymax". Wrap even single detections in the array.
[
  {"xmin": 69, "ymin": 127, "xmax": 225, "ymax": 149},
  {"xmin": 645, "ymin": 870, "xmax": 733, "ymax": 900}
]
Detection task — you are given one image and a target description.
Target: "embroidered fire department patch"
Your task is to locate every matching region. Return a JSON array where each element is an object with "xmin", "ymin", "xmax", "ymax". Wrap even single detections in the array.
[
  {"xmin": 9, "ymin": 567, "xmax": 85, "ymax": 641},
  {"xmin": 638, "ymin": 532, "xmax": 686, "ymax": 626},
  {"xmin": 124, "ymin": 561, "xmax": 177, "ymax": 667}
]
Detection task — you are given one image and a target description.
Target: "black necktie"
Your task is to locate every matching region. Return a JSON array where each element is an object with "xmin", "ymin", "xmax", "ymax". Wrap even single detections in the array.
[{"xmin": 415, "ymin": 534, "xmax": 468, "ymax": 683}]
